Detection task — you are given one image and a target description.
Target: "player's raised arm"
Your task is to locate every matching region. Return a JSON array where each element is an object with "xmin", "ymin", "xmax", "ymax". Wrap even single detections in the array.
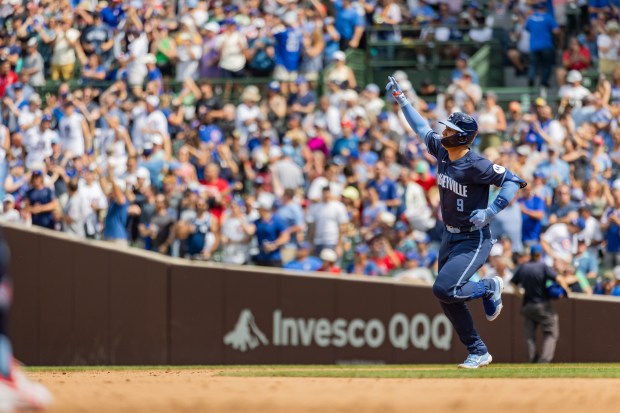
[{"xmin": 385, "ymin": 76, "xmax": 434, "ymax": 142}]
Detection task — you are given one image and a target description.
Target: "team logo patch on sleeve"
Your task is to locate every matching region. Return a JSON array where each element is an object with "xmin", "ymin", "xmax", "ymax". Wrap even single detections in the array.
[{"xmin": 493, "ymin": 164, "xmax": 506, "ymax": 174}]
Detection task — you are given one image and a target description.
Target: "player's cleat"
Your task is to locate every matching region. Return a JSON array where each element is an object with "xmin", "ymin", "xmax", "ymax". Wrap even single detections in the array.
[
  {"xmin": 0, "ymin": 361, "xmax": 53, "ymax": 411},
  {"xmin": 483, "ymin": 276, "xmax": 504, "ymax": 321},
  {"xmin": 458, "ymin": 352, "xmax": 493, "ymax": 369}
]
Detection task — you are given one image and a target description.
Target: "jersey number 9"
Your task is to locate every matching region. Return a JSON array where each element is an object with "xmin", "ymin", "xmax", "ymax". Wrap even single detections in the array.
[{"xmin": 457, "ymin": 198, "xmax": 464, "ymax": 212}]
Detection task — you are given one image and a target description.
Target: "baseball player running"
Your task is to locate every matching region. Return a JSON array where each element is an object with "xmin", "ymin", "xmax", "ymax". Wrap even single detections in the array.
[{"xmin": 386, "ymin": 76, "xmax": 526, "ymax": 368}]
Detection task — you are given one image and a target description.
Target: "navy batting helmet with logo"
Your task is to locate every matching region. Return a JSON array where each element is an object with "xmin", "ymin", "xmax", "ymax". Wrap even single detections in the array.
[{"xmin": 439, "ymin": 112, "xmax": 478, "ymax": 148}]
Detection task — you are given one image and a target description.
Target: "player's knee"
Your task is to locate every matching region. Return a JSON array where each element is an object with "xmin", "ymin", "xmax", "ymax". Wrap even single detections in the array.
[{"xmin": 432, "ymin": 282, "xmax": 452, "ymax": 302}]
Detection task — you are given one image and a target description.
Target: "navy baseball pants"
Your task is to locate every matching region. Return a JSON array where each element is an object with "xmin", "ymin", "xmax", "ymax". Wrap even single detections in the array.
[{"xmin": 432, "ymin": 227, "xmax": 493, "ymax": 356}]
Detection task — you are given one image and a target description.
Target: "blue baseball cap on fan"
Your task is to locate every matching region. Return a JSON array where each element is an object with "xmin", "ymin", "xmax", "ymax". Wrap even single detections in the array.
[
  {"xmin": 569, "ymin": 217, "xmax": 586, "ymax": 231},
  {"xmin": 530, "ymin": 244, "xmax": 543, "ymax": 255},
  {"xmin": 355, "ymin": 244, "xmax": 370, "ymax": 254},
  {"xmin": 525, "ymin": 132, "xmax": 538, "ymax": 144}
]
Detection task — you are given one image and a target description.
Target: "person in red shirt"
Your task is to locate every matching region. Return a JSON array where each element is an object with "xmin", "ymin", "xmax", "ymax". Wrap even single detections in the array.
[
  {"xmin": 199, "ymin": 163, "xmax": 230, "ymax": 220},
  {"xmin": 413, "ymin": 160, "xmax": 436, "ymax": 194},
  {"xmin": 557, "ymin": 37, "xmax": 592, "ymax": 87},
  {"xmin": 0, "ymin": 60, "xmax": 18, "ymax": 98},
  {"xmin": 318, "ymin": 248, "xmax": 341, "ymax": 274},
  {"xmin": 369, "ymin": 234, "xmax": 404, "ymax": 275}
]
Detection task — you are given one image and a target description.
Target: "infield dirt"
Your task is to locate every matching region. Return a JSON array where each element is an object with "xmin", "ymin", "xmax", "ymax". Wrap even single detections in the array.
[{"xmin": 29, "ymin": 369, "xmax": 620, "ymax": 413}]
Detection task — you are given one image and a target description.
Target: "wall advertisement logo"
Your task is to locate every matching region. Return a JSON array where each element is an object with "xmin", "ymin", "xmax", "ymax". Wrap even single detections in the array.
[{"xmin": 224, "ymin": 309, "xmax": 452, "ymax": 352}]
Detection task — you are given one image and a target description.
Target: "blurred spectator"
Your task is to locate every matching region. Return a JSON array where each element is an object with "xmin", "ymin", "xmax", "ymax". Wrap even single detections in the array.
[
  {"xmin": 0, "ymin": 194, "xmax": 21, "ymax": 223},
  {"xmin": 557, "ymin": 37, "xmax": 592, "ymax": 87},
  {"xmin": 524, "ymin": 2, "xmax": 559, "ymax": 89},
  {"xmin": 597, "ymin": 20, "xmax": 619, "ymax": 79},
  {"xmin": 24, "ymin": 169, "xmax": 57, "ymax": 230},
  {"xmin": 284, "ymin": 241, "xmax": 323, "ymax": 271},
  {"xmin": 101, "ymin": 165, "xmax": 128, "ymax": 244},
  {"xmin": 326, "ymin": 50, "xmax": 357, "ymax": 89},
  {"xmin": 477, "ymin": 91, "xmax": 507, "ymax": 152},
  {"xmin": 558, "ymin": 70, "xmax": 592, "ymax": 110},
  {"xmin": 519, "ymin": 183, "xmax": 546, "ymax": 247},
  {"xmin": 333, "ymin": 0, "xmax": 365, "ymax": 50},
  {"xmin": 318, "ymin": 248, "xmax": 341, "ymax": 274},
  {"xmin": 541, "ymin": 217, "xmax": 585, "ymax": 266},
  {"xmin": 346, "ymin": 243, "xmax": 380, "ymax": 276},
  {"xmin": 272, "ymin": 14, "xmax": 302, "ymax": 95},
  {"xmin": 307, "ymin": 185, "xmax": 349, "ymax": 255},
  {"xmin": 391, "ymin": 250, "xmax": 434, "ymax": 284},
  {"xmin": 252, "ymin": 194, "xmax": 290, "ymax": 266}
]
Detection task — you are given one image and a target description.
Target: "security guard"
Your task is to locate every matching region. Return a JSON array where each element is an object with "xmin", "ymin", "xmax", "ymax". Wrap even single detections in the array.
[{"xmin": 511, "ymin": 244, "xmax": 570, "ymax": 363}]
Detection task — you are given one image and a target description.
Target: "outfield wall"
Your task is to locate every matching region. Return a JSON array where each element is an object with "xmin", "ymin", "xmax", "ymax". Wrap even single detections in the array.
[{"xmin": 4, "ymin": 223, "xmax": 620, "ymax": 365}]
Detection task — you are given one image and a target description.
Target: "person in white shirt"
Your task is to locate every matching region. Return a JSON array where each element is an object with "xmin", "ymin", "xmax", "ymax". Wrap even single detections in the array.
[
  {"xmin": 0, "ymin": 194, "xmax": 22, "ymax": 224},
  {"xmin": 95, "ymin": 115, "xmax": 136, "ymax": 178},
  {"xmin": 124, "ymin": 29, "xmax": 149, "ymax": 88},
  {"xmin": 306, "ymin": 162, "xmax": 344, "ymax": 202},
  {"xmin": 597, "ymin": 20, "xmax": 620, "ymax": 78},
  {"xmin": 221, "ymin": 201, "xmax": 254, "ymax": 265},
  {"xmin": 63, "ymin": 179, "xmax": 91, "ymax": 238},
  {"xmin": 540, "ymin": 218, "xmax": 585, "ymax": 266},
  {"xmin": 558, "ymin": 70, "xmax": 592, "ymax": 109},
  {"xmin": 306, "ymin": 186, "xmax": 349, "ymax": 256},
  {"xmin": 235, "ymin": 86, "xmax": 262, "ymax": 144},
  {"xmin": 17, "ymin": 93, "xmax": 42, "ymax": 138},
  {"xmin": 24, "ymin": 114, "xmax": 56, "ymax": 170},
  {"xmin": 403, "ymin": 170, "xmax": 435, "ymax": 231},
  {"xmin": 78, "ymin": 168, "xmax": 108, "ymax": 238},
  {"xmin": 141, "ymin": 96, "xmax": 170, "ymax": 156},
  {"xmin": 175, "ymin": 32, "xmax": 202, "ymax": 81},
  {"xmin": 58, "ymin": 100, "xmax": 91, "ymax": 157}
]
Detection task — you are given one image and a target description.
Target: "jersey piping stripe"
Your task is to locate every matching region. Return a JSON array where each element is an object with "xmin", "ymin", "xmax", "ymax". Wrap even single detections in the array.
[{"xmin": 453, "ymin": 229, "xmax": 484, "ymax": 299}]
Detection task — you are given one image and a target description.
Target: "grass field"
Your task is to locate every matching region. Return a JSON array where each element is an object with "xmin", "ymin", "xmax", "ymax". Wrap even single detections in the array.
[
  {"xmin": 27, "ymin": 364, "xmax": 620, "ymax": 413},
  {"xmin": 27, "ymin": 363, "xmax": 620, "ymax": 378}
]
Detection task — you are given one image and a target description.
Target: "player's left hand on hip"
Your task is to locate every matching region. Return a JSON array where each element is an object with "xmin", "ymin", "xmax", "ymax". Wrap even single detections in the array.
[{"xmin": 469, "ymin": 208, "xmax": 495, "ymax": 229}]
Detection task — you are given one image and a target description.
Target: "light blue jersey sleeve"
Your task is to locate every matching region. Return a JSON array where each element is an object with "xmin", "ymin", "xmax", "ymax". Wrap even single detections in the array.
[{"xmin": 400, "ymin": 102, "xmax": 441, "ymax": 158}]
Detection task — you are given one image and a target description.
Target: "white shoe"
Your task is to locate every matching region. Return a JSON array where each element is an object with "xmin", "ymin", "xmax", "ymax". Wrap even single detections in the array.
[
  {"xmin": 0, "ymin": 362, "xmax": 53, "ymax": 411},
  {"xmin": 458, "ymin": 352, "xmax": 493, "ymax": 369}
]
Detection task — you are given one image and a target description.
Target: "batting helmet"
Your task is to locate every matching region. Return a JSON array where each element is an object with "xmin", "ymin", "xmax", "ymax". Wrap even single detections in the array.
[{"xmin": 439, "ymin": 112, "xmax": 478, "ymax": 148}]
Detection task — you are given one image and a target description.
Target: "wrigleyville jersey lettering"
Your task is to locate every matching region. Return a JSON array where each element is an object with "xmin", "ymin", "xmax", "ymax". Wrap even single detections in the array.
[{"xmin": 424, "ymin": 131, "xmax": 525, "ymax": 228}]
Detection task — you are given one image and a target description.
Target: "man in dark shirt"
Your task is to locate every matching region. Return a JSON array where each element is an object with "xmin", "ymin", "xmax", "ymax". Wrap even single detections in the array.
[
  {"xmin": 511, "ymin": 244, "xmax": 570, "ymax": 363},
  {"xmin": 25, "ymin": 170, "xmax": 58, "ymax": 229}
]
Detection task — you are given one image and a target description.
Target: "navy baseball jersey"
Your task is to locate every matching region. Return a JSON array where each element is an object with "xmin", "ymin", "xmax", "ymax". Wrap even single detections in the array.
[{"xmin": 424, "ymin": 131, "xmax": 525, "ymax": 228}]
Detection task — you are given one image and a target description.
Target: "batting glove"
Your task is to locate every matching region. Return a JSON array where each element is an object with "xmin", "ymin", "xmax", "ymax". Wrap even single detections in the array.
[
  {"xmin": 386, "ymin": 76, "xmax": 409, "ymax": 107},
  {"xmin": 469, "ymin": 208, "xmax": 496, "ymax": 229}
]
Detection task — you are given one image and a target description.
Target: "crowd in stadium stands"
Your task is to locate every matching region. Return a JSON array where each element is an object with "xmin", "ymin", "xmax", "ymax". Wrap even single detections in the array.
[{"xmin": 0, "ymin": 0, "xmax": 619, "ymax": 296}]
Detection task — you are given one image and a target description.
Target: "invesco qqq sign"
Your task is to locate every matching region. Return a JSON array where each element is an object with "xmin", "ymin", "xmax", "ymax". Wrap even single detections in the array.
[{"xmin": 224, "ymin": 309, "xmax": 452, "ymax": 352}]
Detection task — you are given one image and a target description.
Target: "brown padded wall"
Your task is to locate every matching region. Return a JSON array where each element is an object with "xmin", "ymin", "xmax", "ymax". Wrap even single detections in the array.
[
  {"xmin": 573, "ymin": 299, "xmax": 620, "ymax": 362},
  {"xmin": 72, "ymin": 243, "xmax": 110, "ymax": 364},
  {"xmin": 277, "ymin": 275, "xmax": 338, "ymax": 364},
  {"xmin": 6, "ymin": 225, "xmax": 620, "ymax": 365},
  {"xmin": 334, "ymin": 280, "xmax": 394, "ymax": 363},
  {"xmin": 223, "ymin": 269, "xmax": 279, "ymax": 364},
  {"xmin": 4, "ymin": 227, "xmax": 40, "ymax": 364},
  {"xmin": 169, "ymin": 264, "xmax": 224, "ymax": 364},
  {"xmin": 38, "ymin": 235, "xmax": 75, "ymax": 365},
  {"xmin": 108, "ymin": 251, "xmax": 168, "ymax": 365}
]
